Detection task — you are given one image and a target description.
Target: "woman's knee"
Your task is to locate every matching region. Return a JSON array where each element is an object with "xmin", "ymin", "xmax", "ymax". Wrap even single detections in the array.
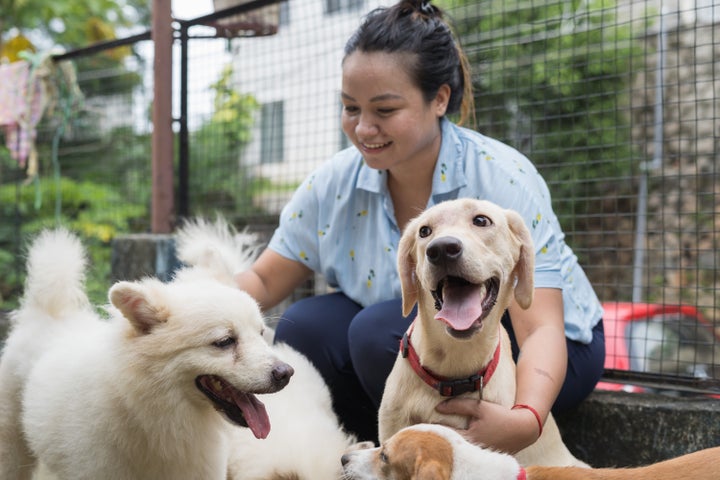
[
  {"xmin": 347, "ymin": 299, "xmax": 414, "ymax": 405},
  {"xmin": 554, "ymin": 320, "xmax": 606, "ymax": 412},
  {"xmin": 274, "ymin": 293, "xmax": 362, "ymax": 381}
]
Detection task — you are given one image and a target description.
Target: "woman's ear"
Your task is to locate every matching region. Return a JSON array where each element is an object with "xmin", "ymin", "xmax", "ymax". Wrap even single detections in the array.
[{"xmin": 433, "ymin": 84, "xmax": 451, "ymax": 117}]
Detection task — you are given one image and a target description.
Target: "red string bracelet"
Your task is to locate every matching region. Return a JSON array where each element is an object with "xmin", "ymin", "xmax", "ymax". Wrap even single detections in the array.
[{"xmin": 512, "ymin": 404, "xmax": 543, "ymax": 438}]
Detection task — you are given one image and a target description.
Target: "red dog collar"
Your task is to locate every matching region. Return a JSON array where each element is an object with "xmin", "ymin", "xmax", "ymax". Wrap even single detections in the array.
[
  {"xmin": 400, "ymin": 322, "xmax": 501, "ymax": 397},
  {"xmin": 517, "ymin": 467, "xmax": 527, "ymax": 480}
]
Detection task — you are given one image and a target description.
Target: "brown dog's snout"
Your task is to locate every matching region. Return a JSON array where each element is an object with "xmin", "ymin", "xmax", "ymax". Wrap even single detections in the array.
[{"xmin": 426, "ymin": 236, "xmax": 463, "ymax": 266}]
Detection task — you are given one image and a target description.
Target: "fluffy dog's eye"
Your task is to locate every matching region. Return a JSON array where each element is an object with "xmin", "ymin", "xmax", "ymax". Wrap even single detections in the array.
[
  {"xmin": 473, "ymin": 215, "xmax": 492, "ymax": 227},
  {"xmin": 213, "ymin": 337, "xmax": 236, "ymax": 349},
  {"xmin": 419, "ymin": 225, "xmax": 432, "ymax": 238}
]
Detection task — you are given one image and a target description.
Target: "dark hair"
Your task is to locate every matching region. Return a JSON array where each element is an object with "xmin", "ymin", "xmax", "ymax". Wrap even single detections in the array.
[{"xmin": 343, "ymin": 0, "xmax": 474, "ymax": 126}]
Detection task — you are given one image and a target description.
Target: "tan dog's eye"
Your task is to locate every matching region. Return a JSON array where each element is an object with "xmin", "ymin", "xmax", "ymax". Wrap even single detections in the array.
[
  {"xmin": 419, "ymin": 226, "xmax": 432, "ymax": 238},
  {"xmin": 379, "ymin": 449, "xmax": 389, "ymax": 464},
  {"xmin": 473, "ymin": 215, "xmax": 493, "ymax": 227}
]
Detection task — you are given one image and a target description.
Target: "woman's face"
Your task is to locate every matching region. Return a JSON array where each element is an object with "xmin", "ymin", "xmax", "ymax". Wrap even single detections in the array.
[{"xmin": 341, "ymin": 50, "xmax": 449, "ymax": 173}]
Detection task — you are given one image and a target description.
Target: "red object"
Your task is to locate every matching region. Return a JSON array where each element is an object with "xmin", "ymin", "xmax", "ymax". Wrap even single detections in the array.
[
  {"xmin": 400, "ymin": 322, "xmax": 501, "ymax": 397},
  {"xmin": 512, "ymin": 403, "xmax": 543, "ymax": 438},
  {"xmin": 596, "ymin": 301, "xmax": 719, "ymax": 393}
]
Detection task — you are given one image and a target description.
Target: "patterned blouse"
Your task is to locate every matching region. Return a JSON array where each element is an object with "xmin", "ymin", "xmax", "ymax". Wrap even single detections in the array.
[{"xmin": 268, "ymin": 117, "xmax": 603, "ymax": 343}]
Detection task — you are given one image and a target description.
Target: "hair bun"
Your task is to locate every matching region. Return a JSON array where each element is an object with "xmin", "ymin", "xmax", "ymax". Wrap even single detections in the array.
[{"xmin": 419, "ymin": 1, "xmax": 436, "ymax": 15}]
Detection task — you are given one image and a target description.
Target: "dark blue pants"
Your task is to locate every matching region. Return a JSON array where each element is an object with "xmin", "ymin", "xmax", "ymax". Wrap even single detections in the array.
[{"xmin": 273, "ymin": 292, "xmax": 605, "ymax": 442}]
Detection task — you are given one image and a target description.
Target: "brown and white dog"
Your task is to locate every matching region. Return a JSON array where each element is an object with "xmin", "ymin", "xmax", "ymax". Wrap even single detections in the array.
[
  {"xmin": 342, "ymin": 423, "xmax": 720, "ymax": 480},
  {"xmin": 378, "ymin": 198, "xmax": 585, "ymax": 467}
]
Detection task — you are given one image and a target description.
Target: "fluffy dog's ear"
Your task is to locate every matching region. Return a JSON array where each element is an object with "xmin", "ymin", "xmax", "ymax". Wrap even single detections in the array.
[
  {"xmin": 110, "ymin": 280, "xmax": 168, "ymax": 334},
  {"xmin": 397, "ymin": 224, "xmax": 419, "ymax": 317},
  {"xmin": 506, "ymin": 210, "xmax": 535, "ymax": 309}
]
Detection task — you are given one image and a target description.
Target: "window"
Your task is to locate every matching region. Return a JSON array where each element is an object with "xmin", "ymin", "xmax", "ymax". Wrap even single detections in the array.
[
  {"xmin": 279, "ymin": 1, "xmax": 289, "ymax": 26},
  {"xmin": 261, "ymin": 101, "xmax": 284, "ymax": 164},
  {"xmin": 325, "ymin": 0, "xmax": 363, "ymax": 15}
]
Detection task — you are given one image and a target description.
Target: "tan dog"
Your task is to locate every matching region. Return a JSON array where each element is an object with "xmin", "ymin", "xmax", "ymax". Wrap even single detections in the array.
[
  {"xmin": 378, "ymin": 198, "xmax": 585, "ymax": 467},
  {"xmin": 342, "ymin": 423, "xmax": 720, "ymax": 480}
]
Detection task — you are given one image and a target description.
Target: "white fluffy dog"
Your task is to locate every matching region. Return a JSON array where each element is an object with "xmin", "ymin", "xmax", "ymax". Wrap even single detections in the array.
[
  {"xmin": 0, "ymin": 228, "xmax": 294, "ymax": 480},
  {"xmin": 176, "ymin": 217, "xmax": 358, "ymax": 480}
]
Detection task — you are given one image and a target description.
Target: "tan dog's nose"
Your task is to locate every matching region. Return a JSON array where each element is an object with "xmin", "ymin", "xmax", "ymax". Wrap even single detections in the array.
[{"xmin": 426, "ymin": 236, "xmax": 463, "ymax": 266}]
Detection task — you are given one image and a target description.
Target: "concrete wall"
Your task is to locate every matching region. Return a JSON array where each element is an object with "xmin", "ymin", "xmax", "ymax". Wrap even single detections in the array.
[{"xmin": 556, "ymin": 390, "xmax": 720, "ymax": 467}]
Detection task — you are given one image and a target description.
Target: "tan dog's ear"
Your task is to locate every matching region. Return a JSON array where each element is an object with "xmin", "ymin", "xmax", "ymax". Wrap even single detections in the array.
[
  {"xmin": 506, "ymin": 210, "xmax": 535, "ymax": 309},
  {"xmin": 397, "ymin": 223, "xmax": 419, "ymax": 317}
]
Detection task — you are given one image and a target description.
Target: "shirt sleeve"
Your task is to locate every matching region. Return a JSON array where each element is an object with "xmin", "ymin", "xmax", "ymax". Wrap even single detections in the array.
[{"xmin": 267, "ymin": 172, "xmax": 322, "ymax": 273}]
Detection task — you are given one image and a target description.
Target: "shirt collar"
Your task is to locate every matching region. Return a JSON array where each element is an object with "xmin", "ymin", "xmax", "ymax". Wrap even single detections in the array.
[
  {"xmin": 355, "ymin": 117, "xmax": 468, "ymax": 196},
  {"xmin": 357, "ymin": 157, "xmax": 385, "ymax": 193},
  {"xmin": 431, "ymin": 117, "xmax": 467, "ymax": 197}
]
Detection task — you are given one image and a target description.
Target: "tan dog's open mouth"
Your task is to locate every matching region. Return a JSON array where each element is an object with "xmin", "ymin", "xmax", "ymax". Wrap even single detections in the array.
[
  {"xmin": 432, "ymin": 276, "xmax": 499, "ymax": 337},
  {"xmin": 196, "ymin": 374, "xmax": 271, "ymax": 439}
]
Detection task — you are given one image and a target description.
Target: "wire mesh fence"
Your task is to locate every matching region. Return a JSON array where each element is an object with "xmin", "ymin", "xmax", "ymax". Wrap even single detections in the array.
[{"xmin": 0, "ymin": 0, "xmax": 718, "ymax": 393}]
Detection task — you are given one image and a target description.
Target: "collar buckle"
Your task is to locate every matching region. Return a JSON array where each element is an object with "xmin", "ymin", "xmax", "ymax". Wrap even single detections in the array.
[{"xmin": 438, "ymin": 374, "xmax": 483, "ymax": 397}]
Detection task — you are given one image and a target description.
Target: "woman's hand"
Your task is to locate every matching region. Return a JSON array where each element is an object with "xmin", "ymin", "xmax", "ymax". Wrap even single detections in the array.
[
  {"xmin": 434, "ymin": 397, "xmax": 541, "ymax": 454},
  {"xmin": 433, "ymin": 288, "xmax": 567, "ymax": 454},
  {"xmin": 234, "ymin": 249, "xmax": 312, "ymax": 310}
]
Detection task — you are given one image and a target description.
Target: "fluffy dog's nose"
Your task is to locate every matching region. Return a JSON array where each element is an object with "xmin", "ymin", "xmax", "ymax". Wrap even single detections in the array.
[
  {"xmin": 272, "ymin": 362, "xmax": 294, "ymax": 387},
  {"xmin": 426, "ymin": 236, "xmax": 463, "ymax": 265}
]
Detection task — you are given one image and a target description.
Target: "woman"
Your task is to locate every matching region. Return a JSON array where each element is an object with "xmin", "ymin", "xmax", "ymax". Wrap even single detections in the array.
[{"xmin": 235, "ymin": 0, "xmax": 605, "ymax": 451}]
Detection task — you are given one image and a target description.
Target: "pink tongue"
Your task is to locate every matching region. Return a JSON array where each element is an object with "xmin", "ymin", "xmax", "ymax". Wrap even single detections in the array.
[
  {"xmin": 233, "ymin": 391, "xmax": 271, "ymax": 439},
  {"xmin": 434, "ymin": 282, "xmax": 485, "ymax": 331}
]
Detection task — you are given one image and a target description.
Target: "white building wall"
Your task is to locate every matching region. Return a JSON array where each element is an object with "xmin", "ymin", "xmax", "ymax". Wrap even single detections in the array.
[{"xmin": 232, "ymin": 0, "xmax": 389, "ymax": 207}]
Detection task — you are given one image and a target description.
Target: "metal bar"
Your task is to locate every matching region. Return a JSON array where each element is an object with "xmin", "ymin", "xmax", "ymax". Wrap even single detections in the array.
[
  {"xmin": 176, "ymin": 0, "xmax": 283, "ymax": 28},
  {"xmin": 178, "ymin": 23, "xmax": 190, "ymax": 218},
  {"xmin": 151, "ymin": 0, "xmax": 175, "ymax": 233},
  {"xmin": 632, "ymin": 7, "xmax": 667, "ymax": 302},
  {"xmin": 602, "ymin": 369, "xmax": 720, "ymax": 395},
  {"xmin": 51, "ymin": 31, "xmax": 152, "ymax": 62}
]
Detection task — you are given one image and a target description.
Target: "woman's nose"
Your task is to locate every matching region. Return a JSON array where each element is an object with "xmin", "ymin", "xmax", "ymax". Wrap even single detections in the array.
[{"xmin": 355, "ymin": 114, "xmax": 379, "ymax": 137}]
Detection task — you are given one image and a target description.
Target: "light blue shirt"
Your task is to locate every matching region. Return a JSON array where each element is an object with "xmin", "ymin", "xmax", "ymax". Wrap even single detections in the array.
[{"xmin": 268, "ymin": 118, "xmax": 603, "ymax": 343}]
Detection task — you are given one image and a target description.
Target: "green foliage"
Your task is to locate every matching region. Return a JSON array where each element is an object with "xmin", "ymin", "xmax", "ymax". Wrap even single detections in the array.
[
  {"xmin": 0, "ymin": 0, "xmax": 150, "ymax": 49},
  {"xmin": 1, "ymin": 0, "xmax": 150, "ymax": 97},
  {"xmin": 0, "ymin": 175, "xmax": 146, "ymax": 308},
  {"xmin": 443, "ymin": 0, "xmax": 645, "ymax": 216},
  {"xmin": 188, "ymin": 64, "xmax": 266, "ymax": 221}
]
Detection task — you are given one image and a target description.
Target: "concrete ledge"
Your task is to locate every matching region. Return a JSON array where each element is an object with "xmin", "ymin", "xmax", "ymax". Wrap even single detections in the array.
[
  {"xmin": 555, "ymin": 389, "xmax": 720, "ymax": 467},
  {"xmin": 110, "ymin": 234, "xmax": 179, "ymax": 282}
]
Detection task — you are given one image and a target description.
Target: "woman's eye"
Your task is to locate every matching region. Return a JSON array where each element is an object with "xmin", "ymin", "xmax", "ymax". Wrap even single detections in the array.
[
  {"xmin": 343, "ymin": 105, "xmax": 359, "ymax": 114},
  {"xmin": 377, "ymin": 108, "xmax": 395, "ymax": 115},
  {"xmin": 473, "ymin": 215, "xmax": 492, "ymax": 227},
  {"xmin": 419, "ymin": 226, "xmax": 432, "ymax": 238},
  {"xmin": 213, "ymin": 337, "xmax": 236, "ymax": 349}
]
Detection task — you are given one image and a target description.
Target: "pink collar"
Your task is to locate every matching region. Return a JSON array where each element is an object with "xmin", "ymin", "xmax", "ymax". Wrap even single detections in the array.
[
  {"xmin": 400, "ymin": 322, "xmax": 501, "ymax": 397},
  {"xmin": 517, "ymin": 467, "xmax": 527, "ymax": 480}
]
